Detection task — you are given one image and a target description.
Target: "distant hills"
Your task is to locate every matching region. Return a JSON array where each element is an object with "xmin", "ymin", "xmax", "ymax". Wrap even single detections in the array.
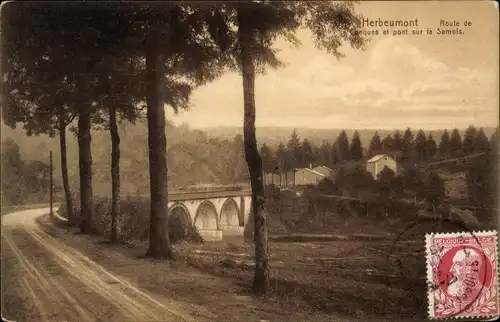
[
  {"xmin": 201, "ymin": 126, "xmax": 498, "ymax": 148},
  {"xmin": 2, "ymin": 121, "xmax": 497, "ymax": 198}
]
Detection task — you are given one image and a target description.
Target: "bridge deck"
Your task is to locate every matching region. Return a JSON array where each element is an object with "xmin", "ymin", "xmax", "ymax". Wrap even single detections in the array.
[{"xmin": 168, "ymin": 189, "xmax": 252, "ymax": 202}]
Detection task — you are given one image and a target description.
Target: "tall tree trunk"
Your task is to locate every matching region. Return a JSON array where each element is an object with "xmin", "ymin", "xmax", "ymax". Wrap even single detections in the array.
[
  {"xmin": 144, "ymin": 31, "xmax": 173, "ymax": 259},
  {"xmin": 58, "ymin": 112, "xmax": 74, "ymax": 225},
  {"xmin": 77, "ymin": 96, "xmax": 94, "ymax": 234},
  {"xmin": 109, "ymin": 104, "xmax": 120, "ymax": 242},
  {"xmin": 238, "ymin": 8, "xmax": 269, "ymax": 295}
]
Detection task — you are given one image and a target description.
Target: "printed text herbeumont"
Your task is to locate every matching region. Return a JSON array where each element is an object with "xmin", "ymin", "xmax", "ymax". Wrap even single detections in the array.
[{"xmin": 362, "ymin": 18, "xmax": 419, "ymax": 28}]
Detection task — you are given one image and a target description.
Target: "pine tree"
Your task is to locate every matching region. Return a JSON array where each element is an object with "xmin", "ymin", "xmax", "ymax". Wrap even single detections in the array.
[
  {"xmin": 275, "ymin": 142, "xmax": 287, "ymax": 179},
  {"xmin": 381, "ymin": 134, "xmax": 394, "ymax": 153},
  {"xmin": 286, "ymin": 129, "xmax": 301, "ymax": 169},
  {"xmin": 393, "ymin": 129, "xmax": 403, "ymax": 152},
  {"xmin": 317, "ymin": 141, "xmax": 332, "ymax": 167},
  {"xmin": 276, "ymin": 142, "xmax": 287, "ymax": 173},
  {"xmin": 475, "ymin": 128, "xmax": 490, "ymax": 154},
  {"xmin": 331, "ymin": 142, "xmax": 340, "ymax": 165},
  {"xmin": 414, "ymin": 129, "xmax": 428, "ymax": 163},
  {"xmin": 402, "ymin": 128, "xmax": 414, "ymax": 163},
  {"xmin": 226, "ymin": 1, "xmax": 367, "ymax": 293},
  {"xmin": 450, "ymin": 128, "xmax": 463, "ymax": 157},
  {"xmin": 427, "ymin": 133, "xmax": 438, "ymax": 160},
  {"xmin": 350, "ymin": 131, "xmax": 363, "ymax": 161},
  {"xmin": 301, "ymin": 139, "xmax": 314, "ymax": 168},
  {"xmin": 259, "ymin": 143, "xmax": 274, "ymax": 174},
  {"xmin": 462, "ymin": 125, "xmax": 477, "ymax": 155},
  {"xmin": 368, "ymin": 131, "xmax": 382, "ymax": 157},
  {"xmin": 438, "ymin": 129, "xmax": 451, "ymax": 159},
  {"xmin": 335, "ymin": 130, "xmax": 351, "ymax": 162}
]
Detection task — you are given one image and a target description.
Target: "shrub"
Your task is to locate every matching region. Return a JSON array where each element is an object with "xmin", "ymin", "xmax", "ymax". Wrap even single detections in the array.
[
  {"xmin": 316, "ymin": 178, "xmax": 341, "ymax": 195},
  {"xmin": 60, "ymin": 195, "xmax": 203, "ymax": 244}
]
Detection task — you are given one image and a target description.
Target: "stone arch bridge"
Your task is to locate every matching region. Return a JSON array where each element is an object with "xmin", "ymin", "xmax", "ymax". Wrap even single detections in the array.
[{"xmin": 168, "ymin": 189, "xmax": 252, "ymax": 242}]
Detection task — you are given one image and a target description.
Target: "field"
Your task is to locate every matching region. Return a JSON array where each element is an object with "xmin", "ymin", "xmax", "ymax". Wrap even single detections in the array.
[{"xmin": 176, "ymin": 238, "xmax": 428, "ymax": 320}]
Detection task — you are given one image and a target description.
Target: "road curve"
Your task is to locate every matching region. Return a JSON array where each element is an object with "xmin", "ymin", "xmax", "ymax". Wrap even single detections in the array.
[{"xmin": 1, "ymin": 208, "xmax": 199, "ymax": 322}]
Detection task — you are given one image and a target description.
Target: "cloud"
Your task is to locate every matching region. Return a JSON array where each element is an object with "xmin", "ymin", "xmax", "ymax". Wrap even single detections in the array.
[
  {"xmin": 403, "ymin": 81, "xmax": 452, "ymax": 98},
  {"xmin": 167, "ymin": 32, "xmax": 496, "ymax": 130},
  {"xmin": 339, "ymin": 79, "xmax": 399, "ymax": 103},
  {"xmin": 368, "ymin": 37, "xmax": 449, "ymax": 83}
]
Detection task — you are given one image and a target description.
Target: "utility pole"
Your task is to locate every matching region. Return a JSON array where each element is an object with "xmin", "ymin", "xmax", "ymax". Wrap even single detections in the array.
[{"xmin": 50, "ymin": 150, "xmax": 53, "ymax": 216}]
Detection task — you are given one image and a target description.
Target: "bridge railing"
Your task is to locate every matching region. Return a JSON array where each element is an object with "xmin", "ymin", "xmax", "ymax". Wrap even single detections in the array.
[{"xmin": 92, "ymin": 187, "xmax": 253, "ymax": 202}]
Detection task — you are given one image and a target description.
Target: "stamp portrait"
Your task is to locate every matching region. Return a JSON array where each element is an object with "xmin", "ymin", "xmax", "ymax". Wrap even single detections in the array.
[{"xmin": 426, "ymin": 231, "xmax": 499, "ymax": 319}]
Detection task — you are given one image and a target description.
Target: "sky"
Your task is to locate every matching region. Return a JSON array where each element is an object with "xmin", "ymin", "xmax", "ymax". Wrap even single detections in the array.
[{"xmin": 166, "ymin": 1, "xmax": 499, "ymax": 130}]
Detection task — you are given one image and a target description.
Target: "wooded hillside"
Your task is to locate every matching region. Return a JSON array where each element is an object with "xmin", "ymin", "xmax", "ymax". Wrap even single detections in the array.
[{"xmin": 1, "ymin": 120, "xmax": 249, "ymax": 197}]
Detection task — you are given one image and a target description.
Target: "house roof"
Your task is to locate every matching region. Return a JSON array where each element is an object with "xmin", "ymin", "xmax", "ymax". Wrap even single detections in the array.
[
  {"xmin": 312, "ymin": 165, "xmax": 334, "ymax": 177},
  {"xmin": 314, "ymin": 165, "xmax": 333, "ymax": 172},
  {"xmin": 366, "ymin": 154, "xmax": 388, "ymax": 163},
  {"xmin": 298, "ymin": 168, "xmax": 327, "ymax": 177}
]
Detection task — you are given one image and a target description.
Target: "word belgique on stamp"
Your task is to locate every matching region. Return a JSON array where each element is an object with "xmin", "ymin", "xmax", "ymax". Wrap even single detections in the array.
[{"xmin": 426, "ymin": 231, "xmax": 499, "ymax": 320}]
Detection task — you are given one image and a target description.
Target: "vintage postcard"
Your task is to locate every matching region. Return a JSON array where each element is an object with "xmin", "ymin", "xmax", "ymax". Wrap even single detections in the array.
[{"xmin": 1, "ymin": 1, "xmax": 498, "ymax": 321}]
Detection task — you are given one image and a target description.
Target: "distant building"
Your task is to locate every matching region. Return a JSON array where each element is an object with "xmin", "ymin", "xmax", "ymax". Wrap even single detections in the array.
[
  {"xmin": 264, "ymin": 164, "xmax": 333, "ymax": 187},
  {"xmin": 444, "ymin": 174, "xmax": 468, "ymax": 199},
  {"xmin": 366, "ymin": 154, "xmax": 397, "ymax": 180},
  {"xmin": 263, "ymin": 171, "xmax": 295, "ymax": 187},
  {"xmin": 312, "ymin": 165, "xmax": 335, "ymax": 178},
  {"xmin": 294, "ymin": 167, "xmax": 327, "ymax": 185}
]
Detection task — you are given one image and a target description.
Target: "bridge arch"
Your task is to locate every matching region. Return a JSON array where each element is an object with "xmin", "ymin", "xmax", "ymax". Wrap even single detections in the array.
[
  {"xmin": 220, "ymin": 198, "xmax": 240, "ymax": 229},
  {"xmin": 194, "ymin": 200, "xmax": 218, "ymax": 230},
  {"xmin": 168, "ymin": 204, "xmax": 193, "ymax": 243}
]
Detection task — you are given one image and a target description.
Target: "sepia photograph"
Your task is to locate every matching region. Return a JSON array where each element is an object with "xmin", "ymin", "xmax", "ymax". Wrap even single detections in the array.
[{"xmin": 1, "ymin": 1, "xmax": 498, "ymax": 321}]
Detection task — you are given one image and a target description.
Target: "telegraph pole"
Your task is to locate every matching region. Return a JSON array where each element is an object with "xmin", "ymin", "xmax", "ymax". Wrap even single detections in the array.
[{"xmin": 50, "ymin": 150, "xmax": 53, "ymax": 216}]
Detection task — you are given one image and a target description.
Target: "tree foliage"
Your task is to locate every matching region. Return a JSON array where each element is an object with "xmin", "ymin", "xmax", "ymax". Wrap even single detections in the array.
[
  {"xmin": 286, "ymin": 129, "xmax": 301, "ymax": 169},
  {"xmin": 475, "ymin": 128, "xmax": 490, "ymax": 154},
  {"xmin": 462, "ymin": 125, "xmax": 477, "ymax": 156},
  {"xmin": 401, "ymin": 128, "xmax": 414, "ymax": 163},
  {"xmin": 426, "ymin": 134, "xmax": 437, "ymax": 160},
  {"xmin": 423, "ymin": 171, "xmax": 445, "ymax": 208},
  {"xmin": 466, "ymin": 141, "xmax": 498, "ymax": 210},
  {"xmin": 439, "ymin": 129, "xmax": 451, "ymax": 159},
  {"xmin": 301, "ymin": 139, "xmax": 315, "ymax": 168},
  {"xmin": 350, "ymin": 130, "xmax": 363, "ymax": 161},
  {"xmin": 259, "ymin": 143, "xmax": 275, "ymax": 174},
  {"xmin": 414, "ymin": 129, "xmax": 427, "ymax": 163},
  {"xmin": 1, "ymin": 138, "xmax": 52, "ymax": 205},
  {"xmin": 450, "ymin": 128, "xmax": 463, "ymax": 157},
  {"xmin": 368, "ymin": 132, "xmax": 382, "ymax": 157},
  {"xmin": 334, "ymin": 130, "xmax": 351, "ymax": 163}
]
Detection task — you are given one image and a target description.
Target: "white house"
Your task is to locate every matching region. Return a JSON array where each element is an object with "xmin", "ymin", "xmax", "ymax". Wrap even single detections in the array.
[
  {"xmin": 366, "ymin": 154, "xmax": 397, "ymax": 180},
  {"xmin": 294, "ymin": 167, "xmax": 327, "ymax": 185}
]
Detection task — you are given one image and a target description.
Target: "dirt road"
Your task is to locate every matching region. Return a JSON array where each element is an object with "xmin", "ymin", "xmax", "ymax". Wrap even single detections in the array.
[{"xmin": 1, "ymin": 208, "xmax": 207, "ymax": 322}]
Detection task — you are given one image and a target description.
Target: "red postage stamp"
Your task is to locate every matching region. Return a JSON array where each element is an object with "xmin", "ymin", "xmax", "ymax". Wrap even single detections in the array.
[{"xmin": 426, "ymin": 231, "xmax": 499, "ymax": 320}]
